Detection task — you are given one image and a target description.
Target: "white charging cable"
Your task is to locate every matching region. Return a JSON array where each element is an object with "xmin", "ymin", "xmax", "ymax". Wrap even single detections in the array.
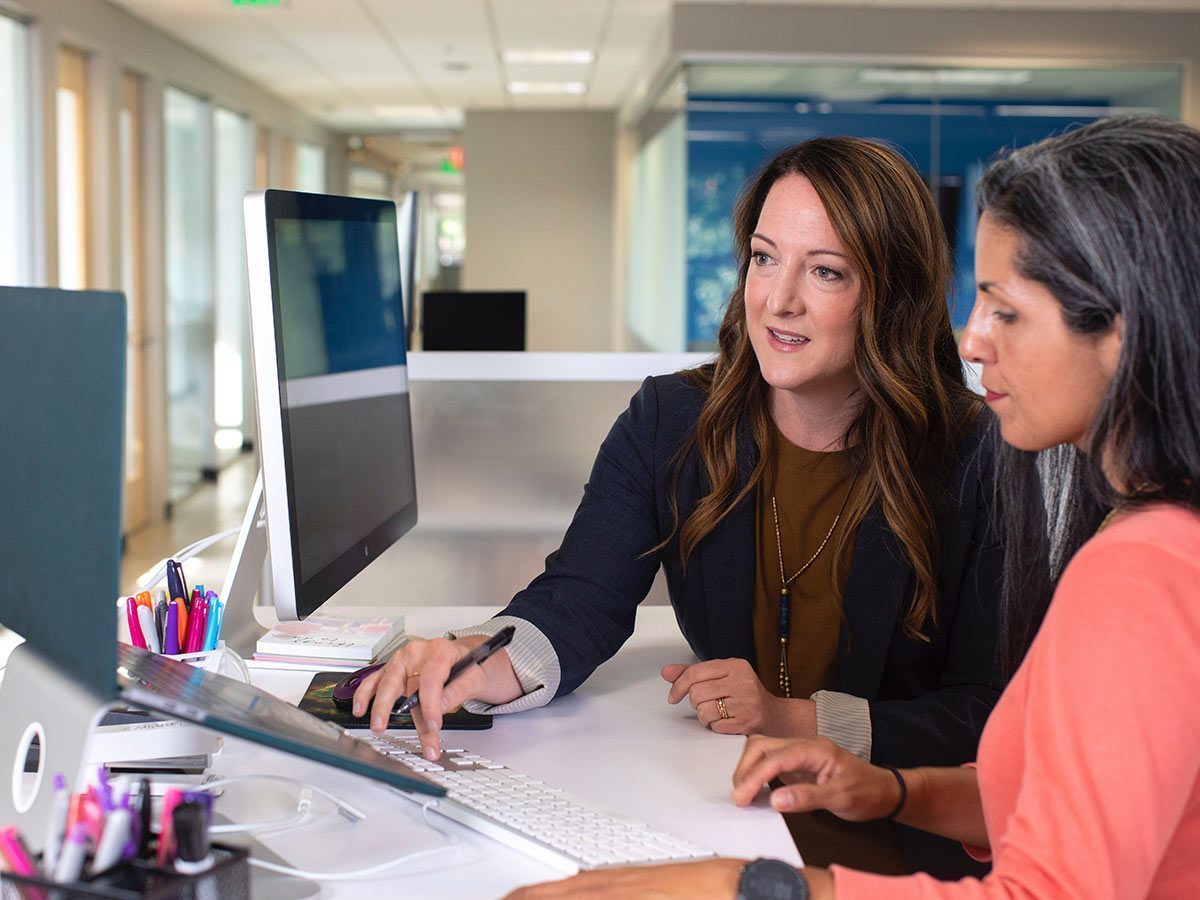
[
  {"xmin": 189, "ymin": 774, "xmax": 366, "ymax": 834},
  {"xmin": 133, "ymin": 526, "xmax": 242, "ymax": 593},
  {"xmin": 242, "ymin": 800, "xmax": 463, "ymax": 882},
  {"xmin": 182, "ymin": 774, "xmax": 462, "ymax": 880}
]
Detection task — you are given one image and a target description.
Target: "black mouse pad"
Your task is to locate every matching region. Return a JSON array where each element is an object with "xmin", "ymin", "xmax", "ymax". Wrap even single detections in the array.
[{"xmin": 298, "ymin": 672, "xmax": 493, "ymax": 730}]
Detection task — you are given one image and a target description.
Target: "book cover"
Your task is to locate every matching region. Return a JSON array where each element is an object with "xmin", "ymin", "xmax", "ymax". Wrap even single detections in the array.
[
  {"xmin": 298, "ymin": 672, "xmax": 492, "ymax": 731},
  {"xmin": 254, "ymin": 613, "xmax": 405, "ymax": 661}
]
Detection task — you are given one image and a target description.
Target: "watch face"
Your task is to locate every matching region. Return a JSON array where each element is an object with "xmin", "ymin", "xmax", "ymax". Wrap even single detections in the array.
[{"xmin": 738, "ymin": 858, "xmax": 808, "ymax": 900}]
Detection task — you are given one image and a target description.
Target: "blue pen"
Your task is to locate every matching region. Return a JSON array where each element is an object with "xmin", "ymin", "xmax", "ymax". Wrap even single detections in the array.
[
  {"xmin": 202, "ymin": 593, "xmax": 221, "ymax": 651},
  {"xmin": 166, "ymin": 558, "xmax": 182, "ymax": 601},
  {"xmin": 177, "ymin": 561, "xmax": 190, "ymax": 608},
  {"xmin": 212, "ymin": 596, "xmax": 225, "ymax": 643},
  {"xmin": 167, "ymin": 559, "xmax": 190, "ymax": 610}
]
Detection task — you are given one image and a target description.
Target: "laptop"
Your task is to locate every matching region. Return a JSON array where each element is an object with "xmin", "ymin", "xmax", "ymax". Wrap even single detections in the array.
[{"xmin": 0, "ymin": 286, "xmax": 441, "ymax": 836}]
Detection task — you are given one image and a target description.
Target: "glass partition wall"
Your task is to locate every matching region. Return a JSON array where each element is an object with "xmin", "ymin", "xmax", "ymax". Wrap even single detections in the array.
[
  {"xmin": 164, "ymin": 86, "xmax": 215, "ymax": 500},
  {"xmin": 627, "ymin": 61, "xmax": 1183, "ymax": 351},
  {"xmin": 119, "ymin": 72, "xmax": 149, "ymax": 532},
  {"xmin": 213, "ymin": 108, "xmax": 254, "ymax": 461}
]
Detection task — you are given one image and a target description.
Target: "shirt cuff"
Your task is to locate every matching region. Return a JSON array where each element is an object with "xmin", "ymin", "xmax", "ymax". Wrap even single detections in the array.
[
  {"xmin": 957, "ymin": 762, "xmax": 991, "ymax": 861},
  {"xmin": 446, "ymin": 615, "xmax": 561, "ymax": 715},
  {"xmin": 810, "ymin": 690, "xmax": 872, "ymax": 760}
]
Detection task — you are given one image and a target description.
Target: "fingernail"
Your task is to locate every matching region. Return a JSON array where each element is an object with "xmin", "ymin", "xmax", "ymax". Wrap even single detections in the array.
[
  {"xmin": 372, "ymin": 716, "xmax": 384, "ymax": 731},
  {"xmin": 352, "ymin": 704, "xmax": 361, "ymax": 717},
  {"xmin": 441, "ymin": 697, "xmax": 451, "ymax": 712},
  {"xmin": 770, "ymin": 790, "xmax": 793, "ymax": 811},
  {"xmin": 425, "ymin": 745, "xmax": 439, "ymax": 761}
]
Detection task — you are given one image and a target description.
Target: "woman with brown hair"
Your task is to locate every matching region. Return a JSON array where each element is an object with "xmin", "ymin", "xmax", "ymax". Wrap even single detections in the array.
[{"xmin": 355, "ymin": 136, "xmax": 1005, "ymax": 877}]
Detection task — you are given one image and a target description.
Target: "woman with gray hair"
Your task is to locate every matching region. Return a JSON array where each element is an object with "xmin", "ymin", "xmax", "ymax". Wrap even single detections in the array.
[{"xmin": 508, "ymin": 114, "xmax": 1200, "ymax": 899}]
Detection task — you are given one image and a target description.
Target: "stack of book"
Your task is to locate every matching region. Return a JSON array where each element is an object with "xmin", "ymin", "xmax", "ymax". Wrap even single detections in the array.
[{"xmin": 250, "ymin": 612, "xmax": 406, "ymax": 671}]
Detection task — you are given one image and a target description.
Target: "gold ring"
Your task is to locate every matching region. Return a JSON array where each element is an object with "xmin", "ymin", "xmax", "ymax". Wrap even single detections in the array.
[{"xmin": 716, "ymin": 697, "xmax": 730, "ymax": 719}]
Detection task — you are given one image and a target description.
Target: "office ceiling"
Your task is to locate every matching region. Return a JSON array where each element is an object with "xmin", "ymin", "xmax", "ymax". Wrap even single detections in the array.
[{"xmin": 108, "ymin": 0, "xmax": 1200, "ymax": 134}]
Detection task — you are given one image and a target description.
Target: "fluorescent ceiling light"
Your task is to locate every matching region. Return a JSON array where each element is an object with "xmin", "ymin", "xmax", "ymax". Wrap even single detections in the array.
[
  {"xmin": 370, "ymin": 105, "xmax": 461, "ymax": 124},
  {"xmin": 859, "ymin": 68, "xmax": 1032, "ymax": 87},
  {"xmin": 994, "ymin": 104, "xmax": 1156, "ymax": 117},
  {"xmin": 504, "ymin": 49, "xmax": 593, "ymax": 65},
  {"xmin": 506, "ymin": 81, "xmax": 587, "ymax": 95}
]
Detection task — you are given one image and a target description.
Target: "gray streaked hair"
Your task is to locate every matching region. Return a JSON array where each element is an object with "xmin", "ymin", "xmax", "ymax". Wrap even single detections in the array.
[{"xmin": 977, "ymin": 114, "xmax": 1200, "ymax": 673}]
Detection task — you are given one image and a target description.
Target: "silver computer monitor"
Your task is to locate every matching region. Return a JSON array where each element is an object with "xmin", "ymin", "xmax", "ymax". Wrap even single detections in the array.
[{"xmin": 242, "ymin": 189, "xmax": 419, "ymax": 622}]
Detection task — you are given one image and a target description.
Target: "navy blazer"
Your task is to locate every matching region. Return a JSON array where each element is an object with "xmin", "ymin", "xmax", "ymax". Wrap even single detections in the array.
[{"xmin": 500, "ymin": 373, "xmax": 1004, "ymax": 877}]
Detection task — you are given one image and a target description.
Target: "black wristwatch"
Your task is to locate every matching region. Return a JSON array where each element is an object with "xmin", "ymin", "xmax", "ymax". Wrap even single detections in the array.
[{"xmin": 737, "ymin": 858, "xmax": 809, "ymax": 900}]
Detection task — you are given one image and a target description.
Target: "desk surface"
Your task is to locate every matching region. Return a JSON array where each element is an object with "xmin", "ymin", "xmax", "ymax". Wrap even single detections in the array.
[{"xmin": 220, "ymin": 605, "xmax": 801, "ymax": 898}]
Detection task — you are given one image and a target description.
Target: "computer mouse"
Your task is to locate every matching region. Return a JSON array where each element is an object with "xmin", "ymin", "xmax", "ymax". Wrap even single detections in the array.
[{"xmin": 331, "ymin": 662, "xmax": 408, "ymax": 712}]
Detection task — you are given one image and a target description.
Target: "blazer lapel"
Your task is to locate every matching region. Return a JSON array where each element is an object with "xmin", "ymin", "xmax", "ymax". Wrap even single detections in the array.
[
  {"xmin": 838, "ymin": 501, "xmax": 908, "ymax": 698},
  {"xmin": 699, "ymin": 419, "xmax": 758, "ymax": 661}
]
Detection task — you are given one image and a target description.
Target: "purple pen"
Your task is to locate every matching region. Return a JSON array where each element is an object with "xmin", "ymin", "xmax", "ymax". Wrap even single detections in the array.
[
  {"xmin": 94, "ymin": 767, "xmax": 116, "ymax": 813},
  {"xmin": 164, "ymin": 600, "xmax": 180, "ymax": 654}
]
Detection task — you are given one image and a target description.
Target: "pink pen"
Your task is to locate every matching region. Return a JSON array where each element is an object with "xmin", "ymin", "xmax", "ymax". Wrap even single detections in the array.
[
  {"xmin": 0, "ymin": 826, "xmax": 39, "ymax": 877},
  {"xmin": 125, "ymin": 597, "xmax": 147, "ymax": 649},
  {"xmin": 184, "ymin": 600, "xmax": 208, "ymax": 657},
  {"xmin": 157, "ymin": 787, "xmax": 186, "ymax": 866}
]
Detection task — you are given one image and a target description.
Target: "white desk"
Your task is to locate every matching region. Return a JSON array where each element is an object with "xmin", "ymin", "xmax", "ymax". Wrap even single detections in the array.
[{"xmin": 216, "ymin": 605, "xmax": 801, "ymax": 897}]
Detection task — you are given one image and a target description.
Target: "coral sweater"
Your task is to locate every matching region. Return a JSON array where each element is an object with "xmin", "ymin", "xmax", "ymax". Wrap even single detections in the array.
[{"xmin": 832, "ymin": 504, "xmax": 1200, "ymax": 899}]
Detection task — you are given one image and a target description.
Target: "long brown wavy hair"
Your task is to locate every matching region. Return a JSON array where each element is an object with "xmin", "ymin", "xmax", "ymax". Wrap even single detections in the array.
[{"xmin": 670, "ymin": 137, "xmax": 981, "ymax": 639}]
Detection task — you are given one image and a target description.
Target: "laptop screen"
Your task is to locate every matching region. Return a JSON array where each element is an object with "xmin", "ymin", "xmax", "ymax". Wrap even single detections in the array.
[{"xmin": 117, "ymin": 645, "xmax": 443, "ymax": 797}]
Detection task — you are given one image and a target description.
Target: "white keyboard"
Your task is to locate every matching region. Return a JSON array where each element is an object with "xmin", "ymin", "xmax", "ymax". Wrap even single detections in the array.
[{"xmin": 358, "ymin": 732, "xmax": 715, "ymax": 873}]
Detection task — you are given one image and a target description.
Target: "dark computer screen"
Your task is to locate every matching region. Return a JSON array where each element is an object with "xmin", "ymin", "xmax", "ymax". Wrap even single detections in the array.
[
  {"xmin": 421, "ymin": 291, "xmax": 527, "ymax": 351},
  {"xmin": 251, "ymin": 190, "xmax": 419, "ymax": 620}
]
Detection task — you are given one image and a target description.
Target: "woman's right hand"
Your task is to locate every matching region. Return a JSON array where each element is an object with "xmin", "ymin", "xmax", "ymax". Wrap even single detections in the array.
[
  {"xmin": 731, "ymin": 735, "xmax": 901, "ymax": 822},
  {"xmin": 351, "ymin": 634, "xmax": 516, "ymax": 760}
]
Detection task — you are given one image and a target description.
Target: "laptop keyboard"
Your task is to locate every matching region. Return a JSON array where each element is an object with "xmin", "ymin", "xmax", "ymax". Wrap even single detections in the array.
[{"xmin": 358, "ymin": 732, "xmax": 715, "ymax": 873}]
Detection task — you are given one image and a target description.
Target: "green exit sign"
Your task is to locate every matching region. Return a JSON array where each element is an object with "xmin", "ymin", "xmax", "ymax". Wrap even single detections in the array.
[{"xmin": 231, "ymin": 0, "xmax": 282, "ymax": 6}]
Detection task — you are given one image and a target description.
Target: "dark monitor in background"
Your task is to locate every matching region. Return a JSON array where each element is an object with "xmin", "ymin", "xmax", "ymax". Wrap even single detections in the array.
[
  {"xmin": 421, "ymin": 290, "xmax": 526, "ymax": 351},
  {"xmin": 241, "ymin": 189, "xmax": 419, "ymax": 622}
]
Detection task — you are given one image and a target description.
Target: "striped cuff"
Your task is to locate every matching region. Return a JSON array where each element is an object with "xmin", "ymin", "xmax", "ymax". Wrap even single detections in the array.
[
  {"xmin": 446, "ymin": 616, "xmax": 561, "ymax": 715},
  {"xmin": 811, "ymin": 690, "xmax": 872, "ymax": 760}
]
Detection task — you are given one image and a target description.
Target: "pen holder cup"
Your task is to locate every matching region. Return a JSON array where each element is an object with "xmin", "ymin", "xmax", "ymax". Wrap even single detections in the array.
[
  {"xmin": 0, "ymin": 843, "xmax": 249, "ymax": 900},
  {"xmin": 165, "ymin": 643, "xmax": 250, "ymax": 685}
]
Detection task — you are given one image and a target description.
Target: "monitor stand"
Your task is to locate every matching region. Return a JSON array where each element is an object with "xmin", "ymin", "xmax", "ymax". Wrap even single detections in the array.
[
  {"xmin": 0, "ymin": 642, "xmax": 115, "ymax": 841},
  {"xmin": 217, "ymin": 470, "xmax": 282, "ymax": 658}
]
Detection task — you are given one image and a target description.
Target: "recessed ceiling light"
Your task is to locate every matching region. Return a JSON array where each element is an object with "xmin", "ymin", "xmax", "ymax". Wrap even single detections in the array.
[
  {"xmin": 504, "ymin": 50, "xmax": 594, "ymax": 65},
  {"xmin": 506, "ymin": 81, "xmax": 587, "ymax": 95}
]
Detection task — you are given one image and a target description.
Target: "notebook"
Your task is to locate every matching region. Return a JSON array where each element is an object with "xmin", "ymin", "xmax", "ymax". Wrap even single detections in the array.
[{"xmin": 255, "ymin": 613, "xmax": 406, "ymax": 662}]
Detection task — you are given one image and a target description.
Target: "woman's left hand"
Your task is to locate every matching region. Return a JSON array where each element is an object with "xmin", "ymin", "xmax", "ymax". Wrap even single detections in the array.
[
  {"xmin": 502, "ymin": 859, "xmax": 744, "ymax": 899},
  {"xmin": 662, "ymin": 658, "xmax": 816, "ymax": 737}
]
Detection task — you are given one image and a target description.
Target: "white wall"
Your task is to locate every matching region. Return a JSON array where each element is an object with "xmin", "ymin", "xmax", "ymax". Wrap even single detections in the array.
[{"xmin": 463, "ymin": 109, "xmax": 617, "ymax": 352}]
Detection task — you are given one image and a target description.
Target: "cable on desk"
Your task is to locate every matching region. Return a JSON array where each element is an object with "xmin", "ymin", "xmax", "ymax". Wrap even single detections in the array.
[
  {"xmin": 184, "ymin": 774, "xmax": 365, "ymax": 835},
  {"xmin": 133, "ymin": 526, "xmax": 242, "ymax": 593},
  {"xmin": 243, "ymin": 800, "xmax": 462, "ymax": 881}
]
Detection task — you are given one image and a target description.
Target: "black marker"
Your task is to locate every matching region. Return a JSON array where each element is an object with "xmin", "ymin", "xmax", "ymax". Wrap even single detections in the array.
[
  {"xmin": 396, "ymin": 625, "xmax": 515, "ymax": 714},
  {"xmin": 133, "ymin": 778, "xmax": 152, "ymax": 858}
]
